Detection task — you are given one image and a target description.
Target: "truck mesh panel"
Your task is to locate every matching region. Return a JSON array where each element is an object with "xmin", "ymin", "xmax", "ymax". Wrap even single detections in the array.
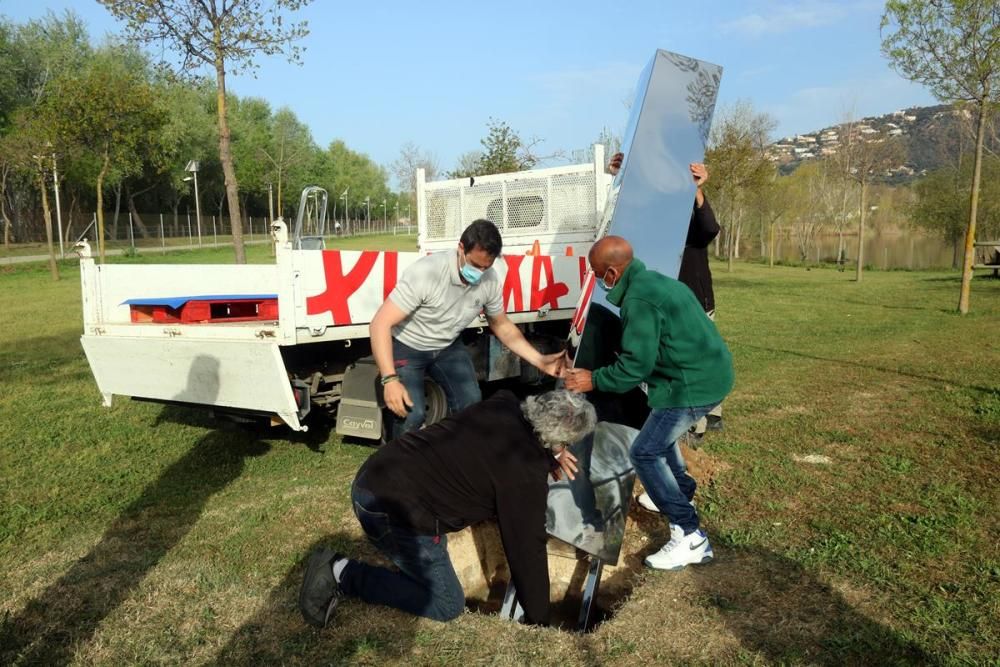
[{"xmin": 424, "ymin": 169, "xmax": 596, "ymax": 242}]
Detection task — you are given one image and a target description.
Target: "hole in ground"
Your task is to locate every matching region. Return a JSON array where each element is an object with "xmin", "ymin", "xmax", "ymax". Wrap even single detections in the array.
[{"xmin": 450, "ymin": 441, "xmax": 727, "ymax": 632}]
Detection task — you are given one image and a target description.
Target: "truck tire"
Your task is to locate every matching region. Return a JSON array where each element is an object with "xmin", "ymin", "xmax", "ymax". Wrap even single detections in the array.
[
  {"xmin": 380, "ymin": 378, "xmax": 449, "ymax": 445},
  {"xmin": 423, "ymin": 378, "xmax": 448, "ymax": 426}
]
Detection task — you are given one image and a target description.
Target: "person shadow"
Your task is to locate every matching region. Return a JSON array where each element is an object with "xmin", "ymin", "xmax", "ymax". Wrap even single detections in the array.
[
  {"xmin": 207, "ymin": 532, "xmax": 422, "ymax": 666},
  {"xmin": 622, "ymin": 509, "xmax": 936, "ymax": 665},
  {"xmin": 0, "ymin": 355, "xmax": 270, "ymax": 665}
]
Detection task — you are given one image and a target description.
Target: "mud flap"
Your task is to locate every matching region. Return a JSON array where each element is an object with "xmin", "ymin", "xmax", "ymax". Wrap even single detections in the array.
[{"xmin": 336, "ymin": 357, "xmax": 383, "ymax": 439}]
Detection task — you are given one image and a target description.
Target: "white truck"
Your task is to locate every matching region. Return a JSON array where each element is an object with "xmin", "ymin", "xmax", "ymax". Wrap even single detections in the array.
[{"xmin": 78, "ymin": 147, "xmax": 610, "ymax": 440}]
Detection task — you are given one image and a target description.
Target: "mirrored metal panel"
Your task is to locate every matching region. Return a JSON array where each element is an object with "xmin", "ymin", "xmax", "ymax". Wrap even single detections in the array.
[
  {"xmin": 546, "ymin": 422, "xmax": 638, "ymax": 564},
  {"xmin": 567, "ymin": 49, "xmax": 722, "ymax": 360},
  {"xmin": 597, "ymin": 49, "xmax": 722, "ymax": 276}
]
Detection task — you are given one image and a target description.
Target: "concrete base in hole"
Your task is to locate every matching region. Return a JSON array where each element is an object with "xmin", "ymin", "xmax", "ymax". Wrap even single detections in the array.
[{"xmin": 445, "ymin": 521, "xmax": 628, "ymax": 613}]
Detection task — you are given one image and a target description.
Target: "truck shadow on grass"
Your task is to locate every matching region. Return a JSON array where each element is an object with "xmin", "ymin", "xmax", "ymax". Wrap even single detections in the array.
[
  {"xmin": 0, "ymin": 431, "xmax": 270, "ymax": 665},
  {"xmin": 208, "ymin": 532, "xmax": 423, "ymax": 666}
]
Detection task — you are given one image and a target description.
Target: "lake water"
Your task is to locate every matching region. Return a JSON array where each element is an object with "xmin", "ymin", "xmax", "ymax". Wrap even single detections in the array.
[{"xmin": 735, "ymin": 231, "xmax": 962, "ymax": 270}]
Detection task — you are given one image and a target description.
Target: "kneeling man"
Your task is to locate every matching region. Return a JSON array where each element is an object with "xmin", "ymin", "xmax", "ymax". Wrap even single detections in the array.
[{"xmin": 300, "ymin": 389, "xmax": 596, "ymax": 627}]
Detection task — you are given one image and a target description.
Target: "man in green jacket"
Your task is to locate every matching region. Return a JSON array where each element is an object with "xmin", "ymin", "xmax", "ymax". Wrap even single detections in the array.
[{"xmin": 564, "ymin": 235, "xmax": 734, "ymax": 570}]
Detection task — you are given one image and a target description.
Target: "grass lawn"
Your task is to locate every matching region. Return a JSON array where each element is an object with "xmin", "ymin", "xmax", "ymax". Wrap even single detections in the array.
[{"xmin": 1, "ymin": 246, "xmax": 997, "ymax": 665}]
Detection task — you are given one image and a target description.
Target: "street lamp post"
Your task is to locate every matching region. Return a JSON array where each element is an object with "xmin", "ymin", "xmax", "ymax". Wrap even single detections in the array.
[
  {"xmin": 381, "ymin": 199, "xmax": 386, "ymax": 231},
  {"xmin": 363, "ymin": 196, "xmax": 370, "ymax": 233},
  {"xmin": 185, "ymin": 160, "xmax": 202, "ymax": 246},
  {"xmin": 52, "ymin": 153, "xmax": 64, "ymax": 258}
]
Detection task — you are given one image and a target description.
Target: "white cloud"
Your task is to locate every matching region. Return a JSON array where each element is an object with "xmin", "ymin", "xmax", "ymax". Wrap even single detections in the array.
[{"xmin": 721, "ymin": 1, "xmax": 849, "ymax": 38}]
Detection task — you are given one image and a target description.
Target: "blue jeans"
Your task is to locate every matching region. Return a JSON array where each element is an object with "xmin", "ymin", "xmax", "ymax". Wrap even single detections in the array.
[
  {"xmin": 339, "ymin": 476, "xmax": 465, "ymax": 622},
  {"xmin": 630, "ymin": 403, "xmax": 719, "ymax": 534},
  {"xmin": 390, "ymin": 337, "xmax": 481, "ymax": 439}
]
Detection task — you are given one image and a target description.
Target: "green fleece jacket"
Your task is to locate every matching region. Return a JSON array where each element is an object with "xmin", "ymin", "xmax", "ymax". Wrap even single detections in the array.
[{"xmin": 593, "ymin": 258, "xmax": 734, "ymax": 409}]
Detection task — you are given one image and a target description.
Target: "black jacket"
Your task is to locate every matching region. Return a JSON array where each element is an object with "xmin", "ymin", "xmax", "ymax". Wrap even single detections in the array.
[
  {"xmin": 356, "ymin": 390, "xmax": 554, "ymax": 625},
  {"xmin": 677, "ymin": 197, "xmax": 720, "ymax": 313}
]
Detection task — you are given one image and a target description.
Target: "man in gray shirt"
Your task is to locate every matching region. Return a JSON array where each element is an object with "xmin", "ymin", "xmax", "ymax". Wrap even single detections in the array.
[{"xmin": 370, "ymin": 219, "xmax": 565, "ymax": 438}]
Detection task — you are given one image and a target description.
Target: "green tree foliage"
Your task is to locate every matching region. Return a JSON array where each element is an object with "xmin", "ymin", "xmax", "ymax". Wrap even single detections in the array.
[
  {"xmin": 44, "ymin": 46, "xmax": 168, "ymax": 262},
  {"xmin": 912, "ymin": 156, "xmax": 1000, "ymax": 264},
  {"xmin": 317, "ymin": 140, "xmax": 392, "ymax": 228},
  {"xmin": 3, "ymin": 111, "xmax": 61, "ymax": 279},
  {"xmin": 476, "ymin": 118, "xmax": 538, "ymax": 175},
  {"xmin": 882, "ymin": 0, "xmax": 1000, "ymax": 310},
  {"xmin": 101, "ymin": 0, "xmax": 314, "ymax": 264},
  {"xmin": 0, "ymin": 11, "xmax": 91, "ymax": 251},
  {"xmin": 0, "ymin": 9, "xmax": 397, "ymax": 249}
]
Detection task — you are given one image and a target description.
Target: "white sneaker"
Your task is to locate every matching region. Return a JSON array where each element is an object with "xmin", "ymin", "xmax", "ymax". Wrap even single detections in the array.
[
  {"xmin": 644, "ymin": 529, "xmax": 714, "ymax": 570},
  {"xmin": 636, "ymin": 493, "xmax": 688, "ymax": 541}
]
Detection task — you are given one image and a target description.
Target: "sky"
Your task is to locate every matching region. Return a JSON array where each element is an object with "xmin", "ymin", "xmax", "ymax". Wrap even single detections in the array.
[{"xmin": 3, "ymin": 0, "xmax": 939, "ymax": 187}]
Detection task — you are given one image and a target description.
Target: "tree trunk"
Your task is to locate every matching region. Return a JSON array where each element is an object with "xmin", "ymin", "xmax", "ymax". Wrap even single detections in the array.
[
  {"xmin": 727, "ymin": 208, "xmax": 740, "ymax": 273},
  {"xmin": 112, "ymin": 183, "xmax": 122, "ymax": 241},
  {"xmin": 215, "ymin": 52, "xmax": 246, "ymax": 264},
  {"xmin": 65, "ymin": 191, "xmax": 78, "ymax": 245},
  {"xmin": 38, "ymin": 169, "xmax": 59, "ymax": 281},
  {"xmin": 958, "ymin": 97, "xmax": 988, "ymax": 314},
  {"xmin": 126, "ymin": 185, "xmax": 152, "ymax": 239},
  {"xmin": 856, "ymin": 182, "xmax": 867, "ymax": 283},
  {"xmin": 96, "ymin": 152, "xmax": 110, "ymax": 263},
  {"xmin": 1, "ymin": 166, "xmax": 11, "ymax": 250},
  {"xmin": 277, "ymin": 166, "xmax": 283, "ymax": 217},
  {"xmin": 768, "ymin": 222, "xmax": 775, "ymax": 267}
]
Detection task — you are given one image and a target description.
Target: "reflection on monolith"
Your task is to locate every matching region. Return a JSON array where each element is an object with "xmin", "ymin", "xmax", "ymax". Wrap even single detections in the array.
[{"xmin": 546, "ymin": 422, "xmax": 638, "ymax": 564}]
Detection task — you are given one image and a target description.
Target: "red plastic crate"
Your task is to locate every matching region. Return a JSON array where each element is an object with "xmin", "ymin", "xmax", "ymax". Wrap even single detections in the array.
[{"xmin": 129, "ymin": 298, "xmax": 278, "ymax": 324}]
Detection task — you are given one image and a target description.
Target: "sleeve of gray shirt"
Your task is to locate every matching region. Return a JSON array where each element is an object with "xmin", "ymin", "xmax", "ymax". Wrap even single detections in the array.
[
  {"xmin": 388, "ymin": 255, "xmax": 435, "ymax": 314},
  {"xmin": 483, "ymin": 270, "xmax": 505, "ymax": 316}
]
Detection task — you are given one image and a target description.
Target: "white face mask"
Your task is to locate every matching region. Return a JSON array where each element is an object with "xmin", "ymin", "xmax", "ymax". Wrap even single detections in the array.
[
  {"xmin": 461, "ymin": 259, "xmax": 484, "ymax": 285},
  {"xmin": 597, "ymin": 268, "xmax": 616, "ymax": 292}
]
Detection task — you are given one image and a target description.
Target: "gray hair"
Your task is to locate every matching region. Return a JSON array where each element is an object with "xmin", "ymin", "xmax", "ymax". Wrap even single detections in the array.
[{"xmin": 521, "ymin": 390, "xmax": 597, "ymax": 450}]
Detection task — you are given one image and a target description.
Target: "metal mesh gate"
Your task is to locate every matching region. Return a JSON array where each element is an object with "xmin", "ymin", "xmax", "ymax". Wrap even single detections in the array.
[{"xmin": 419, "ymin": 157, "xmax": 606, "ymax": 254}]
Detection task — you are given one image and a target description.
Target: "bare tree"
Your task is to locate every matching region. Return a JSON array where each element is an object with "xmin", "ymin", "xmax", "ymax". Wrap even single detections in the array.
[
  {"xmin": 448, "ymin": 150, "xmax": 483, "ymax": 179},
  {"xmin": 705, "ymin": 101, "xmax": 777, "ymax": 272},
  {"xmin": 391, "ymin": 141, "xmax": 438, "ymax": 207},
  {"xmin": 833, "ymin": 122, "xmax": 904, "ymax": 282},
  {"xmin": 882, "ymin": 0, "xmax": 1000, "ymax": 312},
  {"xmin": 101, "ymin": 0, "xmax": 312, "ymax": 264}
]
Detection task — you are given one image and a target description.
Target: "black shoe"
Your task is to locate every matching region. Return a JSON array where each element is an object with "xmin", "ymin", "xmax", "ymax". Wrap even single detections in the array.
[
  {"xmin": 299, "ymin": 548, "xmax": 343, "ymax": 628},
  {"xmin": 706, "ymin": 415, "xmax": 724, "ymax": 432}
]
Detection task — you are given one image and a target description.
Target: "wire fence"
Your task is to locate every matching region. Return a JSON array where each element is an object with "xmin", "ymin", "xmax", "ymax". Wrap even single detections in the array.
[{"xmin": 69, "ymin": 212, "xmax": 416, "ymax": 253}]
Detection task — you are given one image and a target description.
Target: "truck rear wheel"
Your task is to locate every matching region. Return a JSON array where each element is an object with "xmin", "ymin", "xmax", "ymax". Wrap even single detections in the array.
[
  {"xmin": 423, "ymin": 378, "xmax": 448, "ymax": 426},
  {"xmin": 380, "ymin": 378, "xmax": 449, "ymax": 445}
]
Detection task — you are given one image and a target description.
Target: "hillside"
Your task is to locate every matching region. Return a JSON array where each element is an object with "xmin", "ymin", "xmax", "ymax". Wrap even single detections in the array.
[{"xmin": 768, "ymin": 103, "xmax": 998, "ymax": 182}]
